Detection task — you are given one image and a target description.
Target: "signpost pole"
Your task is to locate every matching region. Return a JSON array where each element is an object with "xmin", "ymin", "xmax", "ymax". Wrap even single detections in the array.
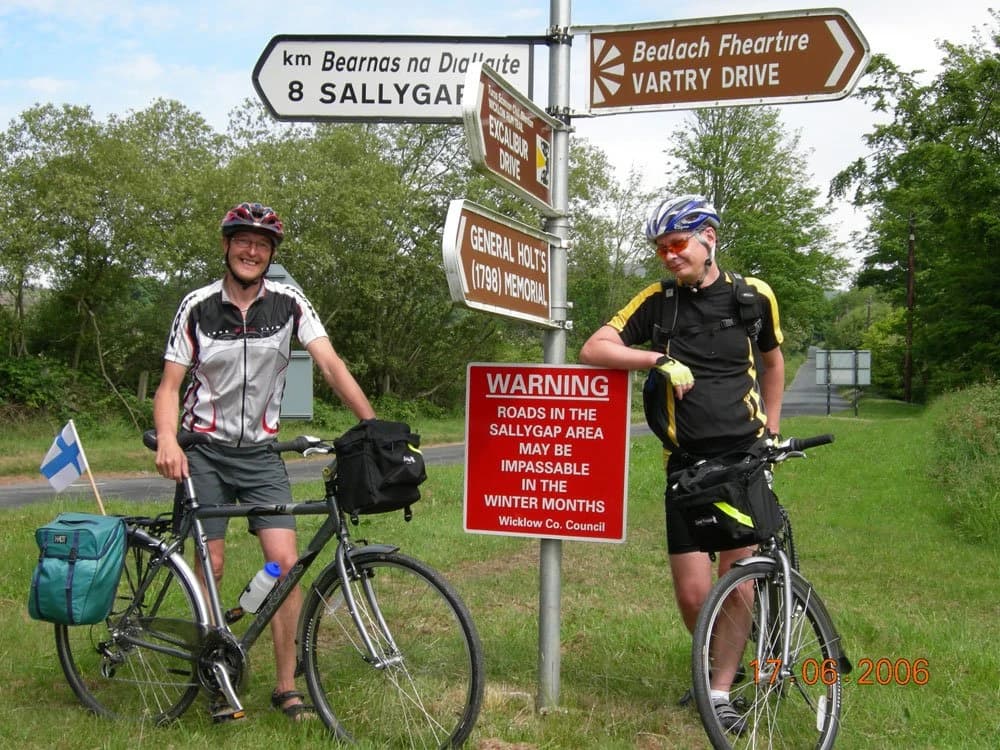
[
  {"xmin": 826, "ymin": 352, "xmax": 832, "ymax": 416},
  {"xmin": 537, "ymin": 0, "xmax": 572, "ymax": 713}
]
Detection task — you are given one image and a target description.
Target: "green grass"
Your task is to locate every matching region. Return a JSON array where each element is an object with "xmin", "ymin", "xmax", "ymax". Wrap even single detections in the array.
[{"xmin": 2, "ymin": 400, "xmax": 999, "ymax": 748}]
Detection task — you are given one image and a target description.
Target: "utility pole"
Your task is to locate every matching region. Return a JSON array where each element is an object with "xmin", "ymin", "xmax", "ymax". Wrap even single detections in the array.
[{"xmin": 904, "ymin": 213, "xmax": 915, "ymax": 402}]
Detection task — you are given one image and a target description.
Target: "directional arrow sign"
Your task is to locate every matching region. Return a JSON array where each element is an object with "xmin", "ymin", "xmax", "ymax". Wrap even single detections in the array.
[
  {"xmin": 442, "ymin": 200, "xmax": 559, "ymax": 327},
  {"xmin": 252, "ymin": 35, "xmax": 535, "ymax": 123},
  {"xmin": 577, "ymin": 9, "xmax": 870, "ymax": 113},
  {"xmin": 463, "ymin": 63, "xmax": 563, "ymax": 216}
]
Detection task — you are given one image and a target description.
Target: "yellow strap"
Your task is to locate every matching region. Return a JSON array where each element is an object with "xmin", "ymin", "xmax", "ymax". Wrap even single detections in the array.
[{"xmin": 714, "ymin": 501, "xmax": 753, "ymax": 528}]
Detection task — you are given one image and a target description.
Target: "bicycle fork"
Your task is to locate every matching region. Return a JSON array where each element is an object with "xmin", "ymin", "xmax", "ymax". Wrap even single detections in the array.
[
  {"xmin": 754, "ymin": 549, "xmax": 796, "ymax": 684},
  {"xmin": 333, "ymin": 545, "xmax": 404, "ymax": 670}
]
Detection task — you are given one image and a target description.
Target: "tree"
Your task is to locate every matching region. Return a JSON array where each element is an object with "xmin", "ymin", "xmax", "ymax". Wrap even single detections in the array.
[
  {"xmin": 662, "ymin": 107, "xmax": 847, "ymax": 352},
  {"xmin": 832, "ymin": 12, "xmax": 1000, "ymax": 397},
  {"xmin": 565, "ymin": 139, "xmax": 657, "ymax": 354}
]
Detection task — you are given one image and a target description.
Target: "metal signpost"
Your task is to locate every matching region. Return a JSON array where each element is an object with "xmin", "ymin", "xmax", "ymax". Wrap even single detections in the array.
[
  {"xmin": 252, "ymin": 35, "xmax": 535, "ymax": 122},
  {"xmin": 577, "ymin": 9, "xmax": 869, "ymax": 113},
  {"xmin": 463, "ymin": 363, "xmax": 631, "ymax": 543},
  {"xmin": 816, "ymin": 348, "xmax": 872, "ymax": 415}
]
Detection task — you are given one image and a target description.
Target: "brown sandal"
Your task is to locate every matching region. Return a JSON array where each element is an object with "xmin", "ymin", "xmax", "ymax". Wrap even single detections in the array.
[{"xmin": 271, "ymin": 689, "xmax": 315, "ymax": 721}]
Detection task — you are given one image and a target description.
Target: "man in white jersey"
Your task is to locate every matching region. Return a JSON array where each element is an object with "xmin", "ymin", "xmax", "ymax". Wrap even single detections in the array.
[{"xmin": 153, "ymin": 202, "xmax": 375, "ymax": 722}]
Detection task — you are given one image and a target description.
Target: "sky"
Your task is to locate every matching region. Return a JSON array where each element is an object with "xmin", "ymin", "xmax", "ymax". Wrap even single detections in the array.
[{"xmin": 0, "ymin": 1, "xmax": 994, "ymax": 255}]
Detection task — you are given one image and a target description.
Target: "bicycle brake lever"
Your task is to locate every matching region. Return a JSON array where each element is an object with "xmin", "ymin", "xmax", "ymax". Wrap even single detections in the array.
[
  {"xmin": 772, "ymin": 450, "xmax": 806, "ymax": 464},
  {"xmin": 302, "ymin": 444, "xmax": 334, "ymax": 458}
]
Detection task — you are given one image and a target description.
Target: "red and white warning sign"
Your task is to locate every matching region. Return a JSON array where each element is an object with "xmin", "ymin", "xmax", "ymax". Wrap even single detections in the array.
[{"xmin": 463, "ymin": 363, "xmax": 631, "ymax": 543}]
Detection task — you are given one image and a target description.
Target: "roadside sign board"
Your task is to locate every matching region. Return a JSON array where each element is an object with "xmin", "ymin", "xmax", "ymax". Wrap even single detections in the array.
[
  {"xmin": 463, "ymin": 63, "xmax": 562, "ymax": 216},
  {"xmin": 816, "ymin": 349, "xmax": 871, "ymax": 386},
  {"xmin": 252, "ymin": 35, "xmax": 535, "ymax": 122},
  {"xmin": 577, "ymin": 9, "xmax": 869, "ymax": 113},
  {"xmin": 442, "ymin": 200, "xmax": 558, "ymax": 327},
  {"xmin": 464, "ymin": 363, "xmax": 631, "ymax": 543}
]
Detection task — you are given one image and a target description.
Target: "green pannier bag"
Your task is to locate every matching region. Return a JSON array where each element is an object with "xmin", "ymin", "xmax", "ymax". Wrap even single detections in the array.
[{"xmin": 28, "ymin": 512, "xmax": 127, "ymax": 625}]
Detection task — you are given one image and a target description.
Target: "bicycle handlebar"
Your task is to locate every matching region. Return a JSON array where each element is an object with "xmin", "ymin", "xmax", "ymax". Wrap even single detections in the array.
[
  {"xmin": 141, "ymin": 429, "xmax": 333, "ymax": 457},
  {"xmin": 765, "ymin": 433, "xmax": 834, "ymax": 464},
  {"xmin": 784, "ymin": 434, "xmax": 834, "ymax": 452},
  {"xmin": 141, "ymin": 429, "xmax": 212, "ymax": 451},
  {"xmin": 268, "ymin": 436, "xmax": 334, "ymax": 456}
]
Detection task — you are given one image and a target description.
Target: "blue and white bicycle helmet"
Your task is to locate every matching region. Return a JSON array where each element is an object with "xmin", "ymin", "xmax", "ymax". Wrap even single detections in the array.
[{"xmin": 644, "ymin": 194, "xmax": 720, "ymax": 243}]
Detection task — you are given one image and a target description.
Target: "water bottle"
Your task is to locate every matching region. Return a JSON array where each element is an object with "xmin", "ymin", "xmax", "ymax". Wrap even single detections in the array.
[{"xmin": 238, "ymin": 561, "xmax": 281, "ymax": 614}]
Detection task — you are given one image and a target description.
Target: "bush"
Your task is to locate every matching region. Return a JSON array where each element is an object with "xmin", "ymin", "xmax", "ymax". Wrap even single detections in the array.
[
  {"xmin": 0, "ymin": 355, "xmax": 151, "ymax": 427},
  {"xmin": 926, "ymin": 379, "xmax": 1000, "ymax": 543}
]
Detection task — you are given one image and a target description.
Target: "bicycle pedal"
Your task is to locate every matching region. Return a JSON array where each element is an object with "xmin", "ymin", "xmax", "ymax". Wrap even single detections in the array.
[
  {"xmin": 211, "ymin": 706, "xmax": 247, "ymax": 724},
  {"xmin": 224, "ymin": 607, "xmax": 245, "ymax": 624}
]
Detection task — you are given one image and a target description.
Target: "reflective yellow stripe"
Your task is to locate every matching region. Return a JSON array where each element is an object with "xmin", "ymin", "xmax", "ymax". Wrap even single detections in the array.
[{"xmin": 714, "ymin": 501, "xmax": 753, "ymax": 528}]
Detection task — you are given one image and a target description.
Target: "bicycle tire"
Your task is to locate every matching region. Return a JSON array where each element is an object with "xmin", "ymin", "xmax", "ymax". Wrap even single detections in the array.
[
  {"xmin": 301, "ymin": 549, "xmax": 485, "ymax": 748},
  {"xmin": 692, "ymin": 561, "xmax": 844, "ymax": 750},
  {"xmin": 55, "ymin": 528, "xmax": 203, "ymax": 724}
]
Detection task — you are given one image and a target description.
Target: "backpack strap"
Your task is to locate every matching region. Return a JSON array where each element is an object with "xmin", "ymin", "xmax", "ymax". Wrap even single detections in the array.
[
  {"xmin": 653, "ymin": 272, "xmax": 764, "ymax": 348},
  {"xmin": 730, "ymin": 271, "xmax": 763, "ymax": 341},
  {"xmin": 651, "ymin": 279, "xmax": 679, "ymax": 353}
]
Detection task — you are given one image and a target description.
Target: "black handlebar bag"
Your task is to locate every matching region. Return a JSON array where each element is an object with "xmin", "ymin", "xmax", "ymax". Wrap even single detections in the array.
[
  {"xmin": 668, "ymin": 454, "xmax": 781, "ymax": 552},
  {"xmin": 331, "ymin": 420, "xmax": 427, "ymax": 522}
]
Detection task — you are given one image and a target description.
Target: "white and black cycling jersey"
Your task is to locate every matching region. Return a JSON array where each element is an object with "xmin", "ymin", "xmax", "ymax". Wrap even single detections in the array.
[{"xmin": 164, "ymin": 277, "xmax": 327, "ymax": 447}]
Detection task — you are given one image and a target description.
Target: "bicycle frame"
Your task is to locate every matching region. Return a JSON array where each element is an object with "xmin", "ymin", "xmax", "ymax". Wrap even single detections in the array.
[{"xmin": 122, "ymin": 473, "xmax": 402, "ymax": 714}]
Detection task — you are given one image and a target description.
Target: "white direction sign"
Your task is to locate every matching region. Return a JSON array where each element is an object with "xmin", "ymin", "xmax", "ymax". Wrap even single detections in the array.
[{"xmin": 252, "ymin": 35, "xmax": 535, "ymax": 123}]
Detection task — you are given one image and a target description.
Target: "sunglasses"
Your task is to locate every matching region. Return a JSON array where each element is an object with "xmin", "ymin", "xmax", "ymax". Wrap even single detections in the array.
[{"xmin": 655, "ymin": 232, "xmax": 698, "ymax": 256}]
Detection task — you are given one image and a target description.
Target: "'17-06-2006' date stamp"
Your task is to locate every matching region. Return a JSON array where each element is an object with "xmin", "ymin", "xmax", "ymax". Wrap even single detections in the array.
[{"xmin": 750, "ymin": 657, "xmax": 930, "ymax": 686}]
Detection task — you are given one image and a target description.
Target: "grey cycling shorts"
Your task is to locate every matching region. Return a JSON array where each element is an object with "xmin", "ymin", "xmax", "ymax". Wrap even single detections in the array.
[{"xmin": 177, "ymin": 441, "xmax": 294, "ymax": 540}]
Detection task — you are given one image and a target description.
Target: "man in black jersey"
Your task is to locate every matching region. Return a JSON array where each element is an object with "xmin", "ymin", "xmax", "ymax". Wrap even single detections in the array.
[{"xmin": 579, "ymin": 194, "xmax": 784, "ymax": 733}]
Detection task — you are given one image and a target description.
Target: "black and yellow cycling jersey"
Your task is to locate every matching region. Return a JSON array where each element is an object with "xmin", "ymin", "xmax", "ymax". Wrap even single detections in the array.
[{"xmin": 608, "ymin": 270, "xmax": 782, "ymax": 458}]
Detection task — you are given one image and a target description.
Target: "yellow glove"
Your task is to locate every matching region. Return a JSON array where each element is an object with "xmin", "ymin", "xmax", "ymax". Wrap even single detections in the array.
[{"xmin": 654, "ymin": 355, "xmax": 694, "ymax": 389}]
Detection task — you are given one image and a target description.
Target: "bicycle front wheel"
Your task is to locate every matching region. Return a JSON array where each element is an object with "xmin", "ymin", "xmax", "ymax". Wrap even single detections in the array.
[
  {"xmin": 692, "ymin": 561, "xmax": 845, "ymax": 750},
  {"xmin": 55, "ymin": 528, "xmax": 203, "ymax": 724},
  {"xmin": 301, "ymin": 549, "xmax": 485, "ymax": 748}
]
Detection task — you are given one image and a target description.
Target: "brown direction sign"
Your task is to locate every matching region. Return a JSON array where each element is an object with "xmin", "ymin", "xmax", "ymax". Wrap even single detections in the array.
[
  {"xmin": 442, "ymin": 200, "xmax": 559, "ymax": 328},
  {"xmin": 463, "ymin": 63, "xmax": 562, "ymax": 216},
  {"xmin": 580, "ymin": 9, "xmax": 870, "ymax": 113}
]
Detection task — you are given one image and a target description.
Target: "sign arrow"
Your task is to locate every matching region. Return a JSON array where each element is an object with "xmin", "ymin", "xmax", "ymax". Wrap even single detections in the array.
[{"xmin": 824, "ymin": 19, "xmax": 855, "ymax": 87}]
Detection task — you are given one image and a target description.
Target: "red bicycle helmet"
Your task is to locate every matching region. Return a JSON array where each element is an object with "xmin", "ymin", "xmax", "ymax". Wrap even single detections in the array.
[{"xmin": 221, "ymin": 202, "xmax": 284, "ymax": 246}]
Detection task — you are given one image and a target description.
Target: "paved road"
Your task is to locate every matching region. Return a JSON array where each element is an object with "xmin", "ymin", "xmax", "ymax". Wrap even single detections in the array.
[
  {"xmin": 0, "ymin": 352, "xmax": 851, "ymax": 508},
  {"xmin": 783, "ymin": 348, "xmax": 853, "ymax": 418}
]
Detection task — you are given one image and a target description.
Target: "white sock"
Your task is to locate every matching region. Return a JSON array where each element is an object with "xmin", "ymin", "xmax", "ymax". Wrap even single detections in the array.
[{"xmin": 710, "ymin": 689, "xmax": 730, "ymax": 703}]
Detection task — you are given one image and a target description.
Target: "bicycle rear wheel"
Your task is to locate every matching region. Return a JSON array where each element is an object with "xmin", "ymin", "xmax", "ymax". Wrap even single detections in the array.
[
  {"xmin": 692, "ymin": 560, "xmax": 845, "ymax": 749},
  {"xmin": 301, "ymin": 549, "xmax": 485, "ymax": 748},
  {"xmin": 55, "ymin": 528, "xmax": 203, "ymax": 724}
]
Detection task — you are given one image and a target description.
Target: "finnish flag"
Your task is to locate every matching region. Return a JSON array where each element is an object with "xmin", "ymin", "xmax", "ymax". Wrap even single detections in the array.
[{"xmin": 39, "ymin": 421, "xmax": 89, "ymax": 492}]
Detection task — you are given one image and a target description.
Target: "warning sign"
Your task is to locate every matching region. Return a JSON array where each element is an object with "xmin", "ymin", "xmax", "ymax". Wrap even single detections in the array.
[{"xmin": 463, "ymin": 363, "xmax": 631, "ymax": 543}]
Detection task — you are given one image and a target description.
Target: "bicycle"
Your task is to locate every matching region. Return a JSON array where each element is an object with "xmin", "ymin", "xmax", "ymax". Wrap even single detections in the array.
[
  {"xmin": 52, "ymin": 430, "xmax": 485, "ymax": 748},
  {"xmin": 690, "ymin": 434, "xmax": 852, "ymax": 750}
]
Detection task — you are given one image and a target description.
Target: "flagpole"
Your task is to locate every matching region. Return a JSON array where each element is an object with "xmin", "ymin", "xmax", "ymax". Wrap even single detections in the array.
[{"xmin": 70, "ymin": 420, "xmax": 106, "ymax": 516}]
